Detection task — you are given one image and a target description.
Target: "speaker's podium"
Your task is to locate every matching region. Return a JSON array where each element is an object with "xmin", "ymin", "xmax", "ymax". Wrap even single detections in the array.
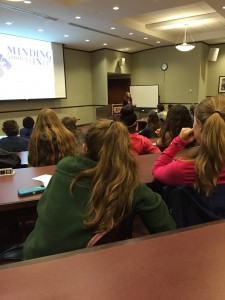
[{"xmin": 96, "ymin": 104, "xmax": 122, "ymax": 120}]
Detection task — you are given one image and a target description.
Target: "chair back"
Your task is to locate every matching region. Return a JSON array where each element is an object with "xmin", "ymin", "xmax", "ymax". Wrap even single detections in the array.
[
  {"xmin": 164, "ymin": 184, "xmax": 225, "ymax": 228},
  {"xmin": 87, "ymin": 218, "xmax": 132, "ymax": 247}
]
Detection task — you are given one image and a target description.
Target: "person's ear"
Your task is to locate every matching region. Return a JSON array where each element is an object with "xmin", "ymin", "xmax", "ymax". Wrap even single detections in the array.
[{"xmin": 82, "ymin": 143, "xmax": 88, "ymax": 153}]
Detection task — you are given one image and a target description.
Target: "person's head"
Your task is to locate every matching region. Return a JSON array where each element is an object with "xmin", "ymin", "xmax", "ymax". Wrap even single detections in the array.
[
  {"xmin": 193, "ymin": 96, "xmax": 225, "ymax": 196},
  {"xmin": 34, "ymin": 108, "xmax": 63, "ymax": 130},
  {"xmin": 22, "ymin": 117, "xmax": 35, "ymax": 129},
  {"xmin": 29, "ymin": 108, "xmax": 77, "ymax": 166},
  {"xmin": 2, "ymin": 120, "xmax": 19, "ymax": 136},
  {"xmin": 71, "ymin": 119, "xmax": 140, "ymax": 233},
  {"xmin": 120, "ymin": 105, "xmax": 137, "ymax": 133},
  {"xmin": 62, "ymin": 116, "xmax": 77, "ymax": 133},
  {"xmin": 62, "ymin": 116, "xmax": 85, "ymax": 153},
  {"xmin": 147, "ymin": 110, "xmax": 161, "ymax": 130},
  {"xmin": 123, "ymin": 92, "xmax": 132, "ymax": 106},
  {"xmin": 168, "ymin": 104, "xmax": 173, "ymax": 110},
  {"xmin": 157, "ymin": 104, "xmax": 165, "ymax": 113},
  {"xmin": 124, "ymin": 92, "xmax": 131, "ymax": 100},
  {"xmin": 161, "ymin": 105, "xmax": 193, "ymax": 144},
  {"xmin": 189, "ymin": 104, "xmax": 196, "ymax": 117}
]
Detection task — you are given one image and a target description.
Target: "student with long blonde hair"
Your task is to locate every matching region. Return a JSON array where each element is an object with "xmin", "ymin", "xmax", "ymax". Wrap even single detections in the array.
[
  {"xmin": 24, "ymin": 119, "xmax": 175, "ymax": 259},
  {"xmin": 28, "ymin": 108, "xmax": 77, "ymax": 166},
  {"xmin": 152, "ymin": 96, "xmax": 225, "ymax": 197}
]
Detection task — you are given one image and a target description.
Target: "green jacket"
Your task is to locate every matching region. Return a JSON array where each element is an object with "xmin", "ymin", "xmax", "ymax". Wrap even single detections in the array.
[{"xmin": 24, "ymin": 155, "xmax": 176, "ymax": 259}]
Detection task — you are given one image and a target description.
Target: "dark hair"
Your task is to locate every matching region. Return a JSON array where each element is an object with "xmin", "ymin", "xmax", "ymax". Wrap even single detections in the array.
[
  {"xmin": 157, "ymin": 104, "xmax": 165, "ymax": 112},
  {"xmin": 160, "ymin": 105, "xmax": 193, "ymax": 145},
  {"xmin": 61, "ymin": 116, "xmax": 77, "ymax": 132},
  {"xmin": 23, "ymin": 117, "xmax": 35, "ymax": 129},
  {"xmin": 120, "ymin": 105, "xmax": 137, "ymax": 130},
  {"xmin": 2, "ymin": 120, "xmax": 19, "ymax": 136},
  {"xmin": 147, "ymin": 111, "xmax": 161, "ymax": 131}
]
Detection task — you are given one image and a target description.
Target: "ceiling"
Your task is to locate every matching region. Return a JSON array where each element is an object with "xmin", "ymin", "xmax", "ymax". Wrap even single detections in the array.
[{"xmin": 1, "ymin": 0, "xmax": 225, "ymax": 53}]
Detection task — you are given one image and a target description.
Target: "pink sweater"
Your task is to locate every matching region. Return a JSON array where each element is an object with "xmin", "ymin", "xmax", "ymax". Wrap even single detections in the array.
[
  {"xmin": 152, "ymin": 135, "xmax": 225, "ymax": 185},
  {"xmin": 129, "ymin": 133, "xmax": 161, "ymax": 155}
]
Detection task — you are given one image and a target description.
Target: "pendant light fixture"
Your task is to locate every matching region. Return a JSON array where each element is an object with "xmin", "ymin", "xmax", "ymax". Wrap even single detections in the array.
[{"xmin": 175, "ymin": 25, "xmax": 195, "ymax": 52}]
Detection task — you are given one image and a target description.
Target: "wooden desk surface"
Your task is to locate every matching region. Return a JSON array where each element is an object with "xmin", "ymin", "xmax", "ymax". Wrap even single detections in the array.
[
  {"xmin": 0, "ymin": 154, "xmax": 159, "ymax": 211},
  {"xmin": 1, "ymin": 221, "xmax": 225, "ymax": 300},
  {"xmin": 136, "ymin": 153, "xmax": 160, "ymax": 183},
  {"xmin": 0, "ymin": 166, "xmax": 55, "ymax": 211}
]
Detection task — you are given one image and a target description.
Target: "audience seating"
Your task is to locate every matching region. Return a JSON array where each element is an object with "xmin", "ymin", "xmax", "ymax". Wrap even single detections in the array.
[{"xmin": 163, "ymin": 184, "xmax": 225, "ymax": 228}]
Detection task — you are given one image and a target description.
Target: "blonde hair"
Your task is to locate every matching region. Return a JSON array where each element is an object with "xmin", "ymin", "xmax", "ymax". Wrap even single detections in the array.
[
  {"xmin": 71, "ymin": 119, "xmax": 140, "ymax": 233},
  {"xmin": 194, "ymin": 96, "xmax": 225, "ymax": 196},
  {"xmin": 29, "ymin": 108, "xmax": 77, "ymax": 166}
]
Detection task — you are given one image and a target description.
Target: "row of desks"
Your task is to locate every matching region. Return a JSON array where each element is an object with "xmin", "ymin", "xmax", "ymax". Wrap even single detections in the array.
[
  {"xmin": 1, "ymin": 152, "xmax": 225, "ymax": 298},
  {"xmin": 1, "ymin": 220, "xmax": 225, "ymax": 299},
  {"xmin": 0, "ymin": 153, "xmax": 160, "ymax": 211}
]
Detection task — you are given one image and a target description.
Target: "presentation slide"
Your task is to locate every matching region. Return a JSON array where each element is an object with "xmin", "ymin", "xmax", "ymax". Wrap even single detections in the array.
[{"xmin": 0, "ymin": 34, "xmax": 66, "ymax": 100}]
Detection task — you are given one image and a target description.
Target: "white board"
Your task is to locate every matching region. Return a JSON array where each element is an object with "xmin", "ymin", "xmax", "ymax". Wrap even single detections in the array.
[{"xmin": 130, "ymin": 85, "xmax": 159, "ymax": 108}]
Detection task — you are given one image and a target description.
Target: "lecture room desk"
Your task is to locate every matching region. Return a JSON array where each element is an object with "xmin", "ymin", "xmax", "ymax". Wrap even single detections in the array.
[
  {"xmin": 1, "ymin": 220, "xmax": 225, "ymax": 300},
  {"xmin": 0, "ymin": 153, "xmax": 160, "ymax": 212}
]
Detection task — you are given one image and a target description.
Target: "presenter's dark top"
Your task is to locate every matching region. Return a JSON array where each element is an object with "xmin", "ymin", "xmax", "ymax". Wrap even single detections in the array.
[{"xmin": 0, "ymin": 136, "xmax": 29, "ymax": 152}]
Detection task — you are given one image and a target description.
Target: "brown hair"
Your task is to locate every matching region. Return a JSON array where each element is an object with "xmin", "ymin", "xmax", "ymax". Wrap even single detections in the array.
[
  {"xmin": 2, "ymin": 120, "xmax": 19, "ymax": 136},
  {"xmin": 177, "ymin": 97, "xmax": 225, "ymax": 196},
  {"xmin": 71, "ymin": 119, "xmax": 140, "ymax": 233},
  {"xmin": 28, "ymin": 108, "xmax": 77, "ymax": 166},
  {"xmin": 194, "ymin": 96, "xmax": 225, "ymax": 196}
]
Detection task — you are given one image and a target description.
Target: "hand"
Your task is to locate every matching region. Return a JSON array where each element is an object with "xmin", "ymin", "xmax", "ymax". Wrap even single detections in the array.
[
  {"xmin": 155, "ymin": 128, "xmax": 161, "ymax": 136},
  {"xmin": 179, "ymin": 128, "xmax": 195, "ymax": 144}
]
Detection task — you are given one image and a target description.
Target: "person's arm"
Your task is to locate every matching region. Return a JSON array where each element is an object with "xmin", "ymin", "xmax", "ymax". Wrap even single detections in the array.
[
  {"xmin": 143, "ymin": 137, "xmax": 161, "ymax": 154},
  {"xmin": 134, "ymin": 184, "xmax": 176, "ymax": 233},
  {"xmin": 152, "ymin": 128, "xmax": 195, "ymax": 185}
]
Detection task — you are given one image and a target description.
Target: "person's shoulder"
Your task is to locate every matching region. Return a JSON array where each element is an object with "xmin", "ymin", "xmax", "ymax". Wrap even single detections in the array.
[
  {"xmin": 56, "ymin": 155, "xmax": 97, "ymax": 173},
  {"xmin": 133, "ymin": 183, "xmax": 158, "ymax": 200},
  {"xmin": 18, "ymin": 136, "xmax": 29, "ymax": 144}
]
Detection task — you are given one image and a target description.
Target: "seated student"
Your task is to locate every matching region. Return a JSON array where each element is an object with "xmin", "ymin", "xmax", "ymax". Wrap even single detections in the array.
[
  {"xmin": 28, "ymin": 108, "xmax": 77, "ymax": 167},
  {"xmin": 20, "ymin": 116, "xmax": 35, "ymax": 140},
  {"xmin": 156, "ymin": 104, "xmax": 193, "ymax": 151},
  {"xmin": 139, "ymin": 110, "xmax": 161, "ymax": 139},
  {"xmin": 23, "ymin": 119, "xmax": 176, "ymax": 259},
  {"xmin": 120, "ymin": 106, "xmax": 160, "ymax": 155},
  {"xmin": 152, "ymin": 96, "xmax": 225, "ymax": 195},
  {"xmin": 61, "ymin": 116, "xmax": 85, "ymax": 153},
  {"xmin": 0, "ymin": 120, "xmax": 29, "ymax": 152}
]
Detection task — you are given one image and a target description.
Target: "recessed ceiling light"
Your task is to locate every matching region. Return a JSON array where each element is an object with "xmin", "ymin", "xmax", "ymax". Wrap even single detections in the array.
[
  {"xmin": 103, "ymin": 43, "xmax": 107, "ymax": 46},
  {"xmin": 144, "ymin": 37, "xmax": 148, "ymax": 40},
  {"xmin": 85, "ymin": 39, "xmax": 90, "ymax": 42},
  {"xmin": 111, "ymin": 27, "xmax": 115, "ymax": 30},
  {"xmin": 38, "ymin": 29, "xmax": 44, "ymax": 32},
  {"xmin": 156, "ymin": 41, "xmax": 161, "ymax": 44},
  {"xmin": 5, "ymin": 21, "xmax": 13, "ymax": 25},
  {"xmin": 24, "ymin": 1, "xmax": 31, "ymax": 3},
  {"xmin": 129, "ymin": 32, "xmax": 133, "ymax": 35},
  {"xmin": 113, "ymin": 6, "xmax": 119, "ymax": 10},
  {"xmin": 223, "ymin": 6, "xmax": 225, "ymax": 9},
  {"xmin": 64, "ymin": 34, "xmax": 69, "ymax": 37},
  {"xmin": 75, "ymin": 16, "xmax": 81, "ymax": 19}
]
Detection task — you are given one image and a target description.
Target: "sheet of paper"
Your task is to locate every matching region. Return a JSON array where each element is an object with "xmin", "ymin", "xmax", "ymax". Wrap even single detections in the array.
[{"xmin": 32, "ymin": 174, "xmax": 52, "ymax": 187}]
